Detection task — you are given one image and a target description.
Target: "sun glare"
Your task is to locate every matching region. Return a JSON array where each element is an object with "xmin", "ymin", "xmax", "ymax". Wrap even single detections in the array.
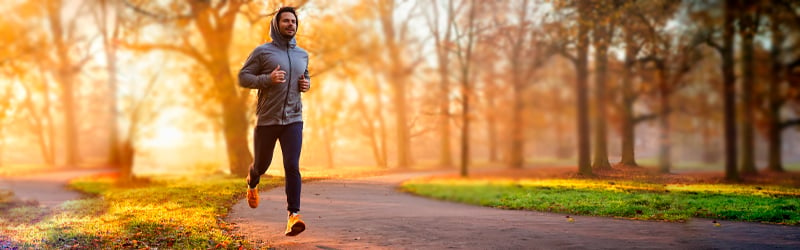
[{"xmin": 142, "ymin": 125, "xmax": 184, "ymax": 148}]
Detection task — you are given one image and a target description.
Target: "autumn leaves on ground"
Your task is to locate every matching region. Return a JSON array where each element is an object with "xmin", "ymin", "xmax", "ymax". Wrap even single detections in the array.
[
  {"xmin": 1, "ymin": 165, "xmax": 799, "ymax": 249},
  {"xmin": 3, "ymin": 0, "xmax": 800, "ymax": 249}
]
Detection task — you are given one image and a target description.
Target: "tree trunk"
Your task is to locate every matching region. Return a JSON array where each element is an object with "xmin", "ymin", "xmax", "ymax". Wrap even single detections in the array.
[
  {"xmin": 200, "ymin": 3, "xmax": 252, "ymax": 176},
  {"xmin": 98, "ymin": 0, "xmax": 121, "ymax": 167},
  {"xmin": 378, "ymin": 112, "xmax": 389, "ymax": 168},
  {"xmin": 459, "ymin": 0, "xmax": 477, "ymax": 177},
  {"xmin": 739, "ymin": 6, "xmax": 757, "ymax": 175},
  {"xmin": 35, "ymin": 121, "xmax": 54, "ymax": 165},
  {"xmin": 722, "ymin": 0, "xmax": 739, "ymax": 181},
  {"xmin": 487, "ymin": 95, "xmax": 498, "ymax": 162},
  {"xmin": 461, "ymin": 80, "xmax": 470, "ymax": 177},
  {"xmin": 620, "ymin": 103, "xmax": 636, "ymax": 166},
  {"xmin": 657, "ymin": 66, "xmax": 671, "ymax": 173},
  {"xmin": 576, "ymin": 1, "xmax": 592, "ymax": 176},
  {"xmin": 376, "ymin": 81, "xmax": 389, "ymax": 168},
  {"xmin": 40, "ymin": 68, "xmax": 56, "ymax": 166},
  {"xmin": 510, "ymin": 80, "xmax": 524, "ymax": 168},
  {"xmin": 357, "ymin": 91, "xmax": 386, "ymax": 168},
  {"xmin": 507, "ymin": 1, "xmax": 531, "ymax": 169},
  {"xmin": 23, "ymin": 71, "xmax": 56, "ymax": 166},
  {"xmin": 438, "ymin": 48, "xmax": 453, "ymax": 168},
  {"xmin": 378, "ymin": 0, "xmax": 411, "ymax": 169},
  {"xmin": 218, "ymin": 76, "xmax": 252, "ymax": 177},
  {"xmin": 119, "ymin": 139, "xmax": 135, "ymax": 183},
  {"xmin": 105, "ymin": 39, "xmax": 121, "ymax": 167},
  {"xmin": 485, "ymin": 72, "xmax": 499, "ymax": 162},
  {"xmin": 60, "ymin": 74, "xmax": 80, "ymax": 166},
  {"xmin": 592, "ymin": 21, "xmax": 611, "ymax": 170},
  {"xmin": 47, "ymin": 0, "xmax": 80, "ymax": 166},
  {"xmin": 393, "ymin": 76, "xmax": 411, "ymax": 168},
  {"xmin": 619, "ymin": 28, "xmax": 638, "ymax": 167},
  {"xmin": 120, "ymin": 105, "xmax": 140, "ymax": 182},
  {"xmin": 369, "ymin": 122, "xmax": 385, "ymax": 168},
  {"xmin": 766, "ymin": 11, "xmax": 784, "ymax": 172}
]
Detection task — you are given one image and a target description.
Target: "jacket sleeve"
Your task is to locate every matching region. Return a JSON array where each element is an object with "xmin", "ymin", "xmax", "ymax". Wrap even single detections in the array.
[{"xmin": 238, "ymin": 49, "xmax": 269, "ymax": 89}]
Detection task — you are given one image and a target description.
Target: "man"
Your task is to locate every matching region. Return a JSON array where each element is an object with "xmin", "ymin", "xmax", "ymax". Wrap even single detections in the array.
[{"xmin": 238, "ymin": 6, "xmax": 310, "ymax": 237}]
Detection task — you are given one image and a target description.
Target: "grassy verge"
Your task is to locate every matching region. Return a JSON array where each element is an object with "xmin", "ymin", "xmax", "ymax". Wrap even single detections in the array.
[
  {"xmin": 401, "ymin": 178, "xmax": 800, "ymax": 224},
  {"xmin": 1, "ymin": 174, "xmax": 281, "ymax": 249}
]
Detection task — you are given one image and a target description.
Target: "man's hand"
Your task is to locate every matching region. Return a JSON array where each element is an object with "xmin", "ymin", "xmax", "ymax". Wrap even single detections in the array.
[
  {"xmin": 271, "ymin": 65, "xmax": 286, "ymax": 84},
  {"xmin": 299, "ymin": 75, "xmax": 310, "ymax": 92}
]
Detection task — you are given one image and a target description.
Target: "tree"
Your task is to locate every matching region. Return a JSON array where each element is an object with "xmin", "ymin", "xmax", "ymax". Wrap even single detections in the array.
[
  {"xmin": 616, "ymin": 1, "xmax": 646, "ymax": 167},
  {"xmin": 44, "ymin": 0, "xmax": 94, "ymax": 166},
  {"xmin": 18, "ymin": 66, "xmax": 57, "ymax": 166},
  {"xmin": 118, "ymin": 70, "xmax": 163, "ymax": 182},
  {"xmin": 90, "ymin": 0, "xmax": 124, "ymax": 167},
  {"xmin": 121, "ymin": 0, "xmax": 308, "ymax": 176},
  {"xmin": 636, "ymin": 1, "xmax": 699, "ymax": 173},
  {"xmin": 550, "ymin": 0, "xmax": 593, "ymax": 175},
  {"xmin": 695, "ymin": 0, "xmax": 739, "ymax": 181},
  {"xmin": 575, "ymin": 0, "xmax": 592, "ymax": 175},
  {"xmin": 589, "ymin": 0, "xmax": 621, "ymax": 170},
  {"xmin": 500, "ymin": 0, "xmax": 553, "ymax": 169},
  {"xmin": 1, "ymin": 3, "xmax": 58, "ymax": 166},
  {"xmin": 475, "ymin": 48, "xmax": 510, "ymax": 163},
  {"xmin": 720, "ymin": 0, "xmax": 739, "ymax": 181},
  {"xmin": 764, "ymin": 0, "xmax": 800, "ymax": 172},
  {"xmin": 423, "ymin": 0, "xmax": 457, "ymax": 168},
  {"xmin": 452, "ymin": 0, "xmax": 482, "ymax": 176},
  {"xmin": 737, "ymin": 0, "xmax": 760, "ymax": 175},
  {"xmin": 353, "ymin": 71, "xmax": 390, "ymax": 168},
  {"xmin": 371, "ymin": 0, "xmax": 422, "ymax": 168}
]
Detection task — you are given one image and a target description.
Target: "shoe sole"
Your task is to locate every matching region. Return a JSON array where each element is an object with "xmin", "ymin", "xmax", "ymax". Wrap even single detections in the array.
[{"xmin": 285, "ymin": 221, "xmax": 306, "ymax": 236}]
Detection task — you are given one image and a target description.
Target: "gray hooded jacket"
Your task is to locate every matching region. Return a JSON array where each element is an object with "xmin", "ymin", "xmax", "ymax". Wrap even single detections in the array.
[{"xmin": 238, "ymin": 12, "xmax": 309, "ymax": 126}]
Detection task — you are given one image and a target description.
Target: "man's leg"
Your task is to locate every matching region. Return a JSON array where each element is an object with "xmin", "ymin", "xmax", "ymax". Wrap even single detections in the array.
[
  {"xmin": 248, "ymin": 125, "xmax": 282, "ymax": 189},
  {"xmin": 278, "ymin": 122, "xmax": 303, "ymax": 213},
  {"xmin": 279, "ymin": 122, "xmax": 305, "ymax": 236}
]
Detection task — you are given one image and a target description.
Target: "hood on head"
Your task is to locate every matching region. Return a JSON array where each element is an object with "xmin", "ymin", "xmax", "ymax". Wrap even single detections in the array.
[{"xmin": 270, "ymin": 8, "xmax": 298, "ymax": 48}]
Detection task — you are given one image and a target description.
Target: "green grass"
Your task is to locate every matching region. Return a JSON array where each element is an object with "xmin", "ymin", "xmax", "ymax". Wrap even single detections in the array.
[
  {"xmin": 0, "ymin": 175, "xmax": 282, "ymax": 249},
  {"xmin": 401, "ymin": 178, "xmax": 800, "ymax": 224}
]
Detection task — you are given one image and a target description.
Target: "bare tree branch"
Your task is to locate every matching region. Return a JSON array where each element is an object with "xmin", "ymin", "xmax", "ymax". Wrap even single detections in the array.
[
  {"xmin": 781, "ymin": 119, "xmax": 800, "ymax": 129},
  {"xmin": 633, "ymin": 113, "xmax": 658, "ymax": 124},
  {"xmin": 119, "ymin": 41, "xmax": 211, "ymax": 68},
  {"xmin": 122, "ymin": 0, "xmax": 196, "ymax": 21}
]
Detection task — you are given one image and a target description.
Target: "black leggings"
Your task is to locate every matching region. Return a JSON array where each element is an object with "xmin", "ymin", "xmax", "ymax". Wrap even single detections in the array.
[{"xmin": 248, "ymin": 122, "xmax": 303, "ymax": 213}]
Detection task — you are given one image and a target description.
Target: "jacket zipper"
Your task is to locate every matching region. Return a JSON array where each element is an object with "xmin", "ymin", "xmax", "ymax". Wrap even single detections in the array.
[{"xmin": 281, "ymin": 46, "xmax": 292, "ymax": 123}]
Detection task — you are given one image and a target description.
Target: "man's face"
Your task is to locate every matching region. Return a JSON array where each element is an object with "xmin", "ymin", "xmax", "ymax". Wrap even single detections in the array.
[{"xmin": 278, "ymin": 12, "xmax": 297, "ymax": 38}]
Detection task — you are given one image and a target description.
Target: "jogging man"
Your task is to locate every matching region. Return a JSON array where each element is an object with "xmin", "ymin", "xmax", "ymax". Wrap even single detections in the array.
[{"xmin": 238, "ymin": 6, "xmax": 310, "ymax": 237}]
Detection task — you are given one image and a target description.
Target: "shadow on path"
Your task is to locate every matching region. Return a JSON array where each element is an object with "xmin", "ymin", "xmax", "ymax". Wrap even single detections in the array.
[{"xmin": 229, "ymin": 171, "xmax": 800, "ymax": 249}]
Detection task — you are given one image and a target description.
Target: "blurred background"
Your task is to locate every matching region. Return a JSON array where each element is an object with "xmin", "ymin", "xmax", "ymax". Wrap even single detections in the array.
[{"xmin": 0, "ymin": 0, "xmax": 798, "ymax": 180}]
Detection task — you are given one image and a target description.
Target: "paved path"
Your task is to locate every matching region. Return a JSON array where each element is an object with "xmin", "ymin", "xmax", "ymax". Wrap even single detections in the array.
[
  {"xmin": 229, "ymin": 172, "xmax": 800, "ymax": 250},
  {"xmin": 0, "ymin": 169, "xmax": 113, "ymax": 207}
]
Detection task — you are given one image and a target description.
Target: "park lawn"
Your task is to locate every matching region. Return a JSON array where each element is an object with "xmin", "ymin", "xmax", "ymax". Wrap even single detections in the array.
[
  {"xmin": 401, "ymin": 178, "xmax": 800, "ymax": 224},
  {"xmin": 0, "ymin": 173, "xmax": 281, "ymax": 249}
]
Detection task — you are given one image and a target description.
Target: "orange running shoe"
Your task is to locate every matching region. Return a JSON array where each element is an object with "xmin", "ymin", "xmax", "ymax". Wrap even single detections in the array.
[
  {"xmin": 246, "ymin": 174, "xmax": 259, "ymax": 208},
  {"xmin": 246, "ymin": 188, "xmax": 259, "ymax": 208},
  {"xmin": 285, "ymin": 213, "xmax": 306, "ymax": 236}
]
